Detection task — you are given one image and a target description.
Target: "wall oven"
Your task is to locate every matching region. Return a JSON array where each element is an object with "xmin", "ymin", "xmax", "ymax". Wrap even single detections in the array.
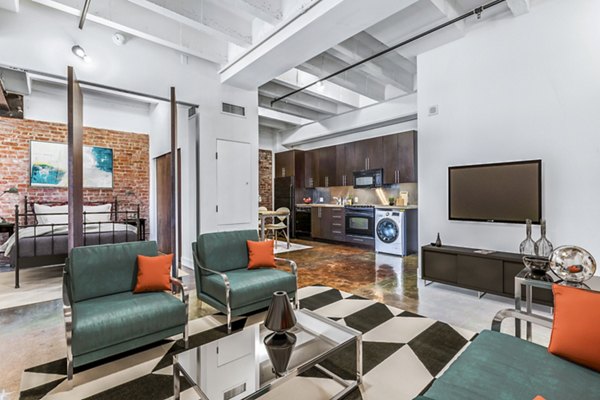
[
  {"xmin": 345, "ymin": 205, "xmax": 375, "ymax": 237},
  {"xmin": 353, "ymin": 169, "xmax": 383, "ymax": 189}
]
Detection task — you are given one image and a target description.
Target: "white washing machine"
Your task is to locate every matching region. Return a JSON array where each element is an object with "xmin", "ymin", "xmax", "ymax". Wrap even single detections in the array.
[{"xmin": 375, "ymin": 208, "xmax": 406, "ymax": 256}]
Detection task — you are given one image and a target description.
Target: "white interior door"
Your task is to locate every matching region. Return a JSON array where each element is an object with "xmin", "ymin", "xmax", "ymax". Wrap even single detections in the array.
[{"xmin": 216, "ymin": 139, "xmax": 252, "ymax": 226}]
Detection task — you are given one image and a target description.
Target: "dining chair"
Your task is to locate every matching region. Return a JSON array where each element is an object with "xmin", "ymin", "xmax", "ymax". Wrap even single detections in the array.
[
  {"xmin": 258, "ymin": 206, "xmax": 268, "ymax": 229},
  {"xmin": 265, "ymin": 207, "xmax": 290, "ymax": 249}
]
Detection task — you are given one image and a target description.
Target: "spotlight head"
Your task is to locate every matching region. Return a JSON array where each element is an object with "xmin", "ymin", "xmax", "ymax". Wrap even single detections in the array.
[{"xmin": 72, "ymin": 45, "xmax": 91, "ymax": 63}]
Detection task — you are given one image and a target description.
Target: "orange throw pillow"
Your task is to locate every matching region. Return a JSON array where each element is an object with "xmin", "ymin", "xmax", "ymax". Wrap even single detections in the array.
[
  {"xmin": 247, "ymin": 240, "xmax": 276, "ymax": 269},
  {"xmin": 533, "ymin": 396, "xmax": 546, "ymax": 400},
  {"xmin": 134, "ymin": 254, "xmax": 172, "ymax": 293},
  {"xmin": 548, "ymin": 284, "xmax": 600, "ymax": 372}
]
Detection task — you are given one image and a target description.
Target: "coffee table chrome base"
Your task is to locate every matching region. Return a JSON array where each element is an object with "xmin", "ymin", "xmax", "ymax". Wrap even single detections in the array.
[{"xmin": 173, "ymin": 334, "xmax": 362, "ymax": 400}]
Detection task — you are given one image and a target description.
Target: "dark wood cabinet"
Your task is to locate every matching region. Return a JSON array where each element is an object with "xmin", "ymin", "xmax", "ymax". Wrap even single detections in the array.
[
  {"xmin": 421, "ymin": 245, "xmax": 553, "ymax": 306},
  {"xmin": 281, "ymin": 131, "xmax": 417, "ymax": 190},
  {"xmin": 311, "ymin": 207, "xmax": 322, "ymax": 238},
  {"xmin": 311, "ymin": 206, "xmax": 345, "ymax": 241},
  {"xmin": 353, "ymin": 137, "xmax": 382, "ymax": 171},
  {"xmin": 398, "ymin": 131, "xmax": 417, "ymax": 183},
  {"xmin": 335, "ymin": 145, "xmax": 346, "ymax": 186},
  {"xmin": 304, "ymin": 150, "xmax": 318, "ymax": 188},
  {"xmin": 275, "ymin": 151, "xmax": 294, "ymax": 178},
  {"xmin": 422, "ymin": 251, "xmax": 457, "ymax": 284},
  {"xmin": 457, "ymin": 255, "xmax": 503, "ymax": 293},
  {"xmin": 382, "ymin": 131, "xmax": 417, "ymax": 184},
  {"xmin": 318, "ymin": 146, "xmax": 336, "ymax": 187},
  {"xmin": 382, "ymin": 135, "xmax": 399, "ymax": 184}
]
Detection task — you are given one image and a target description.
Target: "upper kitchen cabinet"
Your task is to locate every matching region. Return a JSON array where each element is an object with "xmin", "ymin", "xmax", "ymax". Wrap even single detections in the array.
[
  {"xmin": 304, "ymin": 149, "xmax": 319, "ymax": 188},
  {"xmin": 382, "ymin": 131, "xmax": 418, "ymax": 184},
  {"xmin": 274, "ymin": 150, "xmax": 306, "ymax": 188},
  {"xmin": 398, "ymin": 131, "xmax": 417, "ymax": 182},
  {"xmin": 354, "ymin": 137, "xmax": 383, "ymax": 171},
  {"xmin": 318, "ymin": 146, "xmax": 336, "ymax": 187},
  {"xmin": 382, "ymin": 134, "xmax": 399, "ymax": 184},
  {"xmin": 335, "ymin": 142, "xmax": 357, "ymax": 186},
  {"xmin": 275, "ymin": 150, "xmax": 294, "ymax": 178}
]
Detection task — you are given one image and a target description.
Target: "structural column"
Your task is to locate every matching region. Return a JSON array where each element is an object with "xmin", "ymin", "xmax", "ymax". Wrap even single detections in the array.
[{"xmin": 67, "ymin": 66, "xmax": 84, "ymax": 250}]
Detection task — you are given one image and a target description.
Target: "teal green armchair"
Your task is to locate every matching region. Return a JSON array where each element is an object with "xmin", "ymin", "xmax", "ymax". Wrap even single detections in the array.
[
  {"xmin": 63, "ymin": 241, "xmax": 188, "ymax": 380},
  {"xmin": 192, "ymin": 230, "xmax": 298, "ymax": 333},
  {"xmin": 417, "ymin": 309, "xmax": 600, "ymax": 400}
]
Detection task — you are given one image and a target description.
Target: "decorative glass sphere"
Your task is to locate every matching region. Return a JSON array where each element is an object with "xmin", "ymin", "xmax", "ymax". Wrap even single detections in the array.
[{"xmin": 550, "ymin": 246, "xmax": 596, "ymax": 283}]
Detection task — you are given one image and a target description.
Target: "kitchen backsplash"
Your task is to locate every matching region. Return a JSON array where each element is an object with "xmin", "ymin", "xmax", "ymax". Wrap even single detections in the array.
[{"xmin": 310, "ymin": 183, "xmax": 418, "ymax": 205}]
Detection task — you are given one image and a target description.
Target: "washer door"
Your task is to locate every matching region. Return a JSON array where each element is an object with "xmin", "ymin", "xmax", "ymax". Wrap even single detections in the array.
[{"xmin": 376, "ymin": 218, "xmax": 399, "ymax": 243}]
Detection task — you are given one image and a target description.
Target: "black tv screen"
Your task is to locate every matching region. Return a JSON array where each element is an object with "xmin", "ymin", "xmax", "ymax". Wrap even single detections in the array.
[{"xmin": 448, "ymin": 160, "xmax": 542, "ymax": 224}]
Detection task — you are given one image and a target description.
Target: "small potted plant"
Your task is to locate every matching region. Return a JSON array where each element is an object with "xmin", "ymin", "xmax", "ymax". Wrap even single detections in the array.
[{"xmin": 388, "ymin": 196, "xmax": 396, "ymax": 206}]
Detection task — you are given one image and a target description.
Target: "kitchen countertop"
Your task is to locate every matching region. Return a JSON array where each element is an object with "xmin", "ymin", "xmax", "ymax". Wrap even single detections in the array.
[{"xmin": 296, "ymin": 203, "xmax": 418, "ymax": 210}]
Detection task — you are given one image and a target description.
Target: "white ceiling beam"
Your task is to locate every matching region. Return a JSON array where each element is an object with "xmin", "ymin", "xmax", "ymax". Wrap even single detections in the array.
[
  {"xmin": 343, "ymin": 32, "xmax": 416, "ymax": 75},
  {"xmin": 259, "ymin": 106, "xmax": 312, "ymax": 125},
  {"xmin": 218, "ymin": 0, "xmax": 282, "ymax": 24},
  {"xmin": 128, "ymin": 0, "xmax": 253, "ymax": 47},
  {"xmin": 326, "ymin": 47, "xmax": 414, "ymax": 93},
  {"xmin": 0, "ymin": 0, "xmax": 19, "ymax": 12},
  {"xmin": 259, "ymin": 94, "xmax": 331, "ymax": 121},
  {"xmin": 220, "ymin": 0, "xmax": 420, "ymax": 89},
  {"xmin": 366, "ymin": 0, "xmax": 465, "ymax": 60},
  {"xmin": 507, "ymin": 0, "xmax": 530, "ymax": 16},
  {"xmin": 298, "ymin": 54, "xmax": 388, "ymax": 101},
  {"xmin": 280, "ymin": 93, "xmax": 417, "ymax": 147},
  {"xmin": 272, "ymin": 69, "xmax": 365, "ymax": 109},
  {"xmin": 260, "ymin": 81, "xmax": 343, "ymax": 115},
  {"xmin": 32, "ymin": 0, "xmax": 228, "ymax": 64},
  {"xmin": 259, "ymin": 116, "xmax": 297, "ymax": 131}
]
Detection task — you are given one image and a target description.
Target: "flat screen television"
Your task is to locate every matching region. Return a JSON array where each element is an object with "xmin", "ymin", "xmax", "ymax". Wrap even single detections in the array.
[{"xmin": 448, "ymin": 160, "xmax": 542, "ymax": 224}]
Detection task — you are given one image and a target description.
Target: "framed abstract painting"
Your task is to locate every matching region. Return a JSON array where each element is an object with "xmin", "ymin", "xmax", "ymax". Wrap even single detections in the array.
[{"xmin": 30, "ymin": 141, "xmax": 113, "ymax": 188}]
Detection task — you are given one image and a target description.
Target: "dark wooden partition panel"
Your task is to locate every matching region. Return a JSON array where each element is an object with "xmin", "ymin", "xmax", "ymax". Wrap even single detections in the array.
[
  {"xmin": 170, "ymin": 87, "xmax": 178, "ymax": 276},
  {"xmin": 67, "ymin": 66, "xmax": 84, "ymax": 250}
]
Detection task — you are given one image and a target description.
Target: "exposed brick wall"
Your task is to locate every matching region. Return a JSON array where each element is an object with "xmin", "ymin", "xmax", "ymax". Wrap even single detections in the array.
[
  {"xmin": 259, "ymin": 149, "xmax": 272, "ymax": 209},
  {"xmin": 0, "ymin": 117, "xmax": 149, "ymax": 235}
]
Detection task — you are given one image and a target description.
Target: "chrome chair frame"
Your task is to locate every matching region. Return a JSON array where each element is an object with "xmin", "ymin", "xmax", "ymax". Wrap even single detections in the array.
[
  {"xmin": 491, "ymin": 308, "xmax": 553, "ymax": 333},
  {"xmin": 63, "ymin": 272, "xmax": 189, "ymax": 380},
  {"xmin": 193, "ymin": 252, "xmax": 299, "ymax": 334}
]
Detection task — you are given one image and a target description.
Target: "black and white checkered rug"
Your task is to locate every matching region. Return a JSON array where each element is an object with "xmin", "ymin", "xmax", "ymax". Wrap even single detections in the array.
[{"xmin": 19, "ymin": 286, "xmax": 476, "ymax": 399}]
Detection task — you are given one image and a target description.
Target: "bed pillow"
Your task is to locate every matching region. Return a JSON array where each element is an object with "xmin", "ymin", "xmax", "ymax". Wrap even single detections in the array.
[
  {"xmin": 247, "ymin": 240, "xmax": 276, "ymax": 269},
  {"xmin": 548, "ymin": 284, "xmax": 600, "ymax": 372},
  {"xmin": 84, "ymin": 203, "xmax": 112, "ymax": 223},
  {"xmin": 33, "ymin": 204, "xmax": 68, "ymax": 225},
  {"xmin": 134, "ymin": 254, "xmax": 172, "ymax": 293}
]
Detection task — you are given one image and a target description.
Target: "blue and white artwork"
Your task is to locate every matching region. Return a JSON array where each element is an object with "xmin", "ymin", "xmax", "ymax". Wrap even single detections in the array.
[{"xmin": 30, "ymin": 141, "xmax": 113, "ymax": 188}]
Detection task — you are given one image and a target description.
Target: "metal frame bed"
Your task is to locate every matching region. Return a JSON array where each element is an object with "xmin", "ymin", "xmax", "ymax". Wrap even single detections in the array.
[{"xmin": 11, "ymin": 195, "xmax": 143, "ymax": 288}]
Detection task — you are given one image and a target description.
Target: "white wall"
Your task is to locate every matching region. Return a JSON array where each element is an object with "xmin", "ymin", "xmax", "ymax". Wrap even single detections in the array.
[
  {"xmin": 0, "ymin": 1, "xmax": 259, "ymax": 268},
  {"xmin": 24, "ymin": 81, "xmax": 153, "ymax": 134},
  {"xmin": 418, "ymin": 0, "xmax": 600, "ymax": 264}
]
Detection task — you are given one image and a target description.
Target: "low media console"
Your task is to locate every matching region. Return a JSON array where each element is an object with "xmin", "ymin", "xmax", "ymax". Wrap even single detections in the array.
[{"xmin": 421, "ymin": 244, "xmax": 553, "ymax": 306}]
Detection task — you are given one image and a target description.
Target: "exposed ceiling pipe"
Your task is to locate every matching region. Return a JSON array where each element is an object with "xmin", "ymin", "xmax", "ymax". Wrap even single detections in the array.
[
  {"xmin": 271, "ymin": 0, "xmax": 507, "ymax": 105},
  {"xmin": 78, "ymin": 0, "xmax": 92, "ymax": 29}
]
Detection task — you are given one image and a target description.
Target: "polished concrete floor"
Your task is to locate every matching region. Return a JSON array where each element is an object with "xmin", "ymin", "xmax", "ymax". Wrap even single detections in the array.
[{"xmin": 0, "ymin": 239, "xmax": 552, "ymax": 398}]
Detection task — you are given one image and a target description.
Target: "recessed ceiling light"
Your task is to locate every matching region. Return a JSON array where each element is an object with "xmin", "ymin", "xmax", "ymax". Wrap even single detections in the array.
[{"xmin": 71, "ymin": 45, "xmax": 91, "ymax": 63}]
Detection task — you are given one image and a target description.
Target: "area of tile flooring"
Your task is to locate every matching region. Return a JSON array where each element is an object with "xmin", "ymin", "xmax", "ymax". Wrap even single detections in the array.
[{"xmin": 0, "ymin": 239, "xmax": 552, "ymax": 398}]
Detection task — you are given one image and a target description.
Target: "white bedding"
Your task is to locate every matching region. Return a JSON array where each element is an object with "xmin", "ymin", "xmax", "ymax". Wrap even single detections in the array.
[{"xmin": 0, "ymin": 223, "xmax": 138, "ymax": 256}]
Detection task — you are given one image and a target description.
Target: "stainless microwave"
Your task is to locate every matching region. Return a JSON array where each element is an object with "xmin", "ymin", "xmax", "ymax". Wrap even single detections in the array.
[{"xmin": 353, "ymin": 169, "xmax": 383, "ymax": 188}]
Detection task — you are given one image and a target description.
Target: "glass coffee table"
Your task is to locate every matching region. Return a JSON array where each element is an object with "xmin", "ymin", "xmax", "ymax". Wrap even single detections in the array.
[{"xmin": 173, "ymin": 308, "xmax": 362, "ymax": 400}]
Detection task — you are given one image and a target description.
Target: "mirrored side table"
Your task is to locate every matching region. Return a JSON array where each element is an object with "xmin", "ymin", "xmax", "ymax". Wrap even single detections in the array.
[{"xmin": 514, "ymin": 268, "xmax": 600, "ymax": 341}]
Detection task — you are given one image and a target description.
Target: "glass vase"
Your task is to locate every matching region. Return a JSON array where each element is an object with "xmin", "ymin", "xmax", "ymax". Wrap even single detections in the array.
[
  {"xmin": 535, "ymin": 219, "xmax": 553, "ymax": 257},
  {"xmin": 519, "ymin": 219, "xmax": 536, "ymax": 255}
]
